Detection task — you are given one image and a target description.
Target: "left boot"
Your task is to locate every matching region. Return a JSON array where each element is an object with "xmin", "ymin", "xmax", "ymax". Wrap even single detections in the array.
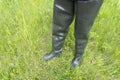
[
  {"xmin": 44, "ymin": 0, "xmax": 74, "ymax": 61},
  {"xmin": 71, "ymin": 0, "xmax": 104, "ymax": 69}
]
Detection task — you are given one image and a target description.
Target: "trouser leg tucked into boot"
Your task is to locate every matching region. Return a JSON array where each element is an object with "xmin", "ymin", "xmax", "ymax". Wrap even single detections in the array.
[
  {"xmin": 44, "ymin": 0, "xmax": 74, "ymax": 61},
  {"xmin": 71, "ymin": 0, "xmax": 104, "ymax": 69}
]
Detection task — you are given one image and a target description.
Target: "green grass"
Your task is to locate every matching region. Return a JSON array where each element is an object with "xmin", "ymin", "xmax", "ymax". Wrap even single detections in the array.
[{"xmin": 0, "ymin": 0, "xmax": 120, "ymax": 80}]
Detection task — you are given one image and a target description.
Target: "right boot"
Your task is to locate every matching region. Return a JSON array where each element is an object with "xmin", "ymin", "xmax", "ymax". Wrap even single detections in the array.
[
  {"xmin": 44, "ymin": 0, "xmax": 75, "ymax": 61},
  {"xmin": 71, "ymin": 0, "xmax": 104, "ymax": 69}
]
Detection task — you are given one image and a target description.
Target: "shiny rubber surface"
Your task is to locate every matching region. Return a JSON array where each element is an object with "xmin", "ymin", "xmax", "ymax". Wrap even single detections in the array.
[{"xmin": 44, "ymin": 0, "xmax": 104, "ymax": 69}]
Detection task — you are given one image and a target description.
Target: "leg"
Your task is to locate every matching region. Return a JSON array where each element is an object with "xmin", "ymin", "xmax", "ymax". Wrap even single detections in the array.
[
  {"xmin": 71, "ymin": 0, "xmax": 104, "ymax": 69},
  {"xmin": 44, "ymin": 0, "xmax": 75, "ymax": 61}
]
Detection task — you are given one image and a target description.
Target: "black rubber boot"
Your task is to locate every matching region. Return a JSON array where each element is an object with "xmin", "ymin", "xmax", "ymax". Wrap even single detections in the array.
[
  {"xmin": 71, "ymin": 0, "xmax": 104, "ymax": 69},
  {"xmin": 44, "ymin": 0, "xmax": 74, "ymax": 61}
]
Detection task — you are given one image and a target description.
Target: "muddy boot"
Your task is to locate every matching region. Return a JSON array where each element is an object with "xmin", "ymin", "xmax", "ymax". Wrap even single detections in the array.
[{"xmin": 71, "ymin": 0, "xmax": 104, "ymax": 69}]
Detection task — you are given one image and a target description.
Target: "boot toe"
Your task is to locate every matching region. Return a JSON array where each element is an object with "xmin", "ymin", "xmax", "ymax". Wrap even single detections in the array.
[
  {"xmin": 70, "ymin": 58, "xmax": 82, "ymax": 69},
  {"xmin": 71, "ymin": 61, "xmax": 80, "ymax": 69},
  {"xmin": 44, "ymin": 52, "xmax": 61, "ymax": 61},
  {"xmin": 44, "ymin": 53, "xmax": 54, "ymax": 61}
]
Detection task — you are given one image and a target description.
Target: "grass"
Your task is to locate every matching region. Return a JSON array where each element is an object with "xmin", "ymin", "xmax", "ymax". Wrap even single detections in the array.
[{"xmin": 0, "ymin": 0, "xmax": 120, "ymax": 80}]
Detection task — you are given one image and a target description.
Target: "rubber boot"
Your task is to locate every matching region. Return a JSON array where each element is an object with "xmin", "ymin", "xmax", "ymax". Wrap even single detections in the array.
[
  {"xmin": 71, "ymin": 0, "xmax": 104, "ymax": 69},
  {"xmin": 44, "ymin": 0, "xmax": 74, "ymax": 61}
]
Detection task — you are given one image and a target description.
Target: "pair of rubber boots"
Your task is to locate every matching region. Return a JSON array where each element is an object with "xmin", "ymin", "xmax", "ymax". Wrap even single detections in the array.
[{"xmin": 44, "ymin": 0, "xmax": 103, "ymax": 69}]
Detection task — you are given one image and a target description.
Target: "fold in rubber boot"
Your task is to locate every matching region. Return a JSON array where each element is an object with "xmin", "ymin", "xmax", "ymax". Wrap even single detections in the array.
[
  {"xmin": 44, "ymin": 0, "xmax": 74, "ymax": 61},
  {"xmin": 71, "ymin": 0, "xmax": 104, "ymax": 69}
]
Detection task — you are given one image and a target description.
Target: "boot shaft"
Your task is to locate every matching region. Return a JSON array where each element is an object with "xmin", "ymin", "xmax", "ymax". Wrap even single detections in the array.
[
  {"xmin": 52, "ymin": 0, "xmax": 75, "ymax": 51},
  {"xmin": 52, "ymin": 0, "xmax": 104, "ymax": 54},
  {"xmin": 74, "ymin": 0, "xmax": 104, "ymax": 56}
]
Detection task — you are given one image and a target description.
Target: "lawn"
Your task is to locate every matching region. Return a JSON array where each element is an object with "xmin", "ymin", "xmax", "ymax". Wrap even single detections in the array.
[{"xmin": 0, "ymin": 0, "xmax": 120, "ymax": 80}]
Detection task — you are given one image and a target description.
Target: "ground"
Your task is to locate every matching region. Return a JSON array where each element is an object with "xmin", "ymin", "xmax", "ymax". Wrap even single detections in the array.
[{"xmin": 0, "ymin": 0, "xmax": 120, "ymax": 80}]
